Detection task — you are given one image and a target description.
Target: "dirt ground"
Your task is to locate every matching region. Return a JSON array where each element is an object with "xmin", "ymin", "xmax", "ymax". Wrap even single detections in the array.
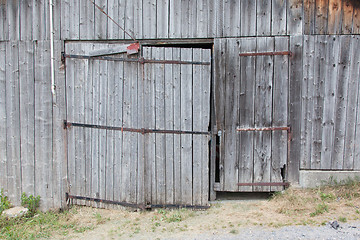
[{"xmin": 49, "ymin": 186, "xmax": 360, "ymax": 240}]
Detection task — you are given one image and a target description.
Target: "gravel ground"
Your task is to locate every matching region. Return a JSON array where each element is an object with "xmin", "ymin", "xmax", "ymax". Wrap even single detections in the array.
[{"xmin": 164, "ymin": 221, "xmax": 360, "ymax": 240}]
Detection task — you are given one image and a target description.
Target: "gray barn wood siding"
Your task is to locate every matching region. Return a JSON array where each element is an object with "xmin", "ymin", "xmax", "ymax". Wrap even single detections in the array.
[{"xmin": 0, "ymin": 0, "xmax": 359, "ymax": 209}]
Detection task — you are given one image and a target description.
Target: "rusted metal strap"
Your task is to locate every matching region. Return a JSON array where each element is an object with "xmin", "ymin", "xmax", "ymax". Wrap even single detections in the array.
[
  {"xmin": 239, "ymin": 51, "xmax": 292, "ymax": 57},
  {"xmin": 66, "ymin": 193, "xmax": 210, "ymax": 210},
  {"xmin": 64, "ymin": 121, "xmax": 210, "ymax": 135},
  {"xmin": 63, "ymin": 54, "xmax": 210, "ymax": 65},
  {"xmin": 236, "ymin": 126, "xmax": 291, "ymax": 132},
  {"xmin": 237, "ymin": 182, "xmax": 290, "ymax": 187}
]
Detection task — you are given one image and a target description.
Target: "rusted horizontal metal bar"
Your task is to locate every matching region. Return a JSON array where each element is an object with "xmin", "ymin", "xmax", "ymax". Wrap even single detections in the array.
[
  {"xmin": 236, "ymin": 126, "xmax": 291, "ymax": 132},
  {"xmin": 66, "ymin": 193, "xmax": 210, "ymax": 210},
  {"xmin": 63, "ymin": 54, "xmax": 210, "ymax": 65},
  {"xmin": 64, "ymin": 121, "xmax": 210, "ymax": 135},
  {"xmin": 239, "ymin": 51, "xmax": 292, "ymax": 57},
  {"xmin": 237, "ymin": 182, "xmax": 290, "ymax": 187}
]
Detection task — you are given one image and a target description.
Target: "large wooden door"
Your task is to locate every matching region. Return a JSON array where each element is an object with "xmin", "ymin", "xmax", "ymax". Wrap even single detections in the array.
[
  {"xmin": 64, "ymin": 42, "xmax": 211, "ymax": 207},
  {"xmin": 214, "ymin": 37, "xmax": 290, "ymax": 192}
]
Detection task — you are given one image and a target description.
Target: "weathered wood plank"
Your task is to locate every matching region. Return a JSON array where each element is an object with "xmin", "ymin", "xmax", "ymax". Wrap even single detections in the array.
[
  {"xmin": 95, "ymin": 0, "xmax": 108, "ymax": 39},
  {"xmin": 223, "ymin": 39, "xmax": 239, "ymax": 192},
  {"xmin": 137, "ymin": 56, "xmax": 145, "ymax": 205},
  {"xmin": 354, "ymin": 43, "xmax": 360, "ymax": 170},
  {"xmin": 223, "ymin": 0, "xmax": 241, "ymax": 37},
  {"xmin": 272, "ymin": 0, "xmax": 287, "ymax": 35},
  {"xmin": 328, "ymin": 0, "xmax": 342, "ymax": 34},
  {"xmin": 113, "ymin": 58, "xmax": 124, "ymax": 202},
  {"xmin": 0, "ymin": 2, "xmax": 7, "ymax": 41},
  {"xmin": 80, "ymin": 0, "xmax": 95, "ymax": 39},
  {"xmin": 214, "ymin": 39, "xmax": 226, "ymax": 190},
  {"xmin": 207, "ymin": 0, "xmax": 216, "ymax": 37},
  {"xmin": 343, "ymin": 36, "xmax": 360, "ymax": 170},
  {"xmin": 61, "ymin": 0, "xmax": 71, "ymax": 39},
  {"xmin": 253, "ymin": 37, "xmax": 274, "ymax": 192},
  {"xmin": 180, "ymin": 48, "xmax": 193, "ymax": 204},
  {"xmin": 107, "ymin": 0, "xmax": 120, "ymax": 39},
  {"xmin": 193, "ymin": 48, "xmax": 203, "ymax": 204},
  {"xmin": 341, "ymin": 0, "xmax": 354, "ymax": 34},
  {"xmin": 157, "ymin": 0, "xmax": 169, "ymax": 38},
  {"xmin": 6, "ymin": 42, "xmax": 21, "ymax": 205},
  {"xmin": 189, "ymin": 0, "xmax": 197, "ymax": 37},
  {"xmin": 257, "ymin": 0, "xmax": 272, "ymax": 35},
  {"xmin": 143, "ymin": 0, "xmax": 156, "ymax": 39},
  {"xmin": 169, "ymin": 0, "xmax": 181, "ymax": 38},
  {"xmin": 353, "ymin": 7, "xmax": 360, "ymax": 34},
  {"xmin": 20, "ymin": 0, "xmax": 33, "ymax": 40},
  {"xmin": 311, "ymin": 35, "xmax": 326, "ymax": 169},
  {"xmin": 320, "ymin": 35, "xmax": 339, "ymax": 170},
  {"xmin": 172, "ymin": 48, "xmax": 181, "ymax": 204},
  {"xmin": 287, "ymin": 0, "xmax": 303, "ymax": 35},
  {"xmin": 201, "ymin": 49, "xmax": 211, "ymax": 205},
  {"xmin": 180, "ymin": 0, "xmax": 190, "ymax": 38},
  {"xmin": 0, "ymin": 42, "xmax": 7, "ymax": 190},
  {"xmin": 19, "ymin": 41, "xmax": 35, "ymax": 196},
  {"xmin": 301, "ymin": 35, "xmax": 315, "ymax": 169},
  {"xmin": 315, "ymin": 0, "xmax": 329, "ymax": 34},
  {"xmin": 304, "ymin": 0, "xmax": 315, "ymax": 34},
  {"xmin": 196, "ymin": 0, "xmax": 208, "ymax": 38},
  {"xmin": 133, "ymin": 0, "xmax": 143, "ymax": 39},
  {"xmin": 240, "ymin": 0, "xmax": 256, "ymax": 36},
  {"xmin": 271, "ymin": 37, "xmax": 289, "ymax": 191},
  {"xmin": 238, "ymin": 38, "xmax": 256, "ymax": 192},
  {"xmin": 7, "ymin": 0, "xmax": 20, "ymax": 40},
  {"xmin": 331, "ymin": 36, "xmax": 352, "ymax": 169},
  {"xmin": 124, "ymin": 0, "xmax": 135, "ymax": 40},
  {"xmin": 154, "ymin": 48, "xmax": 166, "ymax": 204},
  {"xmin": 34, "ymin": 41, "xmax": 53, "ymax": 208},
  {"xmin": 288, "ymin": 35, "xmax": 303, "ymax": 183}
]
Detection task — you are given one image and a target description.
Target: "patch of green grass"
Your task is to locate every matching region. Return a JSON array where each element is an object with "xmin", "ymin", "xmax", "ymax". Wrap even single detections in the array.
[
  {"xmin": 338, "ymin": 217, "xmax": 347, "ymax": 223},
  {"xmin": 0, "ymin": 189, "xmax": 11, "ymax": 214},
  {"xmin": 229, "ymin": 229, "xmax": 238, "ymax": 234},
  {"xmin": 310, "ymin": 203, "xmax": 328, "ymax": 217},
  {"xmin": 21, "ymin": 193, "xmax": 40, "ymax": 216},
  {"xmin": 319, "ymin": 192, "xmax": 336, "ymax": 202}
]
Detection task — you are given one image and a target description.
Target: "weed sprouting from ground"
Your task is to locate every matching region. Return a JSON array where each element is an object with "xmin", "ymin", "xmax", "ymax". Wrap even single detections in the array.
[{"xmin": 0, "ymin": 189, "xmax": 11, "ymax": 214}]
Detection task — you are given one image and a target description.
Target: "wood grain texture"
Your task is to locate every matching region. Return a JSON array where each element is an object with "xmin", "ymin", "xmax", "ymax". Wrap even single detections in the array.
[
  {"xmin": 223, "ymin": 0, "xmax": 241, "ymax": 37},
  {"xmin": 80, "ymin": 0, "xmax": 95, "ymax": 39},
  {"xmin": 95, "ymin": 0, "xmax": 108, "ymax": 39},
  {"xmin": 7, "ymin": 0, "xmax": 20, "ymax": 40},
  {"xmin": 20, "ymin": 0, "xmax": 33, "ymax": 40},
  {"xmin": 157, "ymin": 0, "xmax": 169, "ymax": 38},
  {"xmin": 240, "ymin": 0, "xmax": 256, "ymax": 36},
  {"xmin": 287, "ymin": 0, "xmax": 303, "ymax": 35},
  {"xmin": 315, "ymin": 0, "xmax": 329, "ymax": 34},
  {"xmin": 272, "ymin": 0, "xmax": 287, "ymax": 35},
  {"xmin": 0, "ymin": 2, "xmax": 7, "ymax": 41},
  {"xmin": 0, "ymin": 42, "xmax": 7, "ymax": 191},
  {"xmin": 304, "ymin": 0, "xmax": 315, "ymax": 34},
  {"xmin": 328, "ymin": 0, "xmax": 342, "ymax": 34},
  {"xmin": 143, "ymin": 0, "xmax": 156, "ymax": 39},
  {"xmin": 257, "ymin": 0, "xmax": 272, "ymax": 36}
]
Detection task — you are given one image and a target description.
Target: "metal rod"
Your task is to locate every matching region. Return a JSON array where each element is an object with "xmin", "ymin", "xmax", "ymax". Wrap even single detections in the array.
[
  {"xmin": 237, "ymin": 182, "xmax": 290, "ymax": 187},
  {"xmin": 236, "ymin": 126, "xmax": 290, "ymax": 132},
  {"xmin": 64, "ymin": 121, "xmax": 210, "ymax": 135},
  {"xmin": 239, "ymin": 51, "xmax": 293, "ymax": 57},
  {"xmin": 66, "ymin": 193, "xmax": 210, "ymax": 210},
  {"xmin": 63, "ymin": 54, "xmax": 210, "ymax": 65}
]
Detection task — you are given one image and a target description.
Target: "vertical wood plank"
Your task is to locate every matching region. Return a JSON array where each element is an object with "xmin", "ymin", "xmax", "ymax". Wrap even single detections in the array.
[
  {"xmin": 288, "ymin": 35, "xmax": 303, "ymax": 183},
  {"xmin": 61, "ymin": 0, "xmax": 71, "ymax": 39},
  {"xmin": 256, "ymin": 0, "xmax": 272, "ymax": 36},
  {"xmin": 304, "ymin": 0, "xmax": 315, "ymax": 34},
  {"xmin": 154, "ymin": 48, "xmax": 166, "ymax": 204},
  {"xmin": 134, "ymin": 0, "xmax": 143, "ymax": 39},
  {"xmin": 223, "ymin": 0, "xmax": 241, "ymax": 37},
  {"xmin": 253, "ymin": 37, "xmax": 274, "ymax": 192},
  {"xmin": 272, "ymin": 0, "xmax": 287, "ymax": 35},
  {"xmin": 143, "ymin": 0, "xmax": 156, "ymax": 39},
  {"xmin": 343, "ymin": 36, "xmax": 360, "ymax": 169},
  {"xmin": 157, "ymin": 0, "xmax": 169, "ymax": 38},
  {"xmin": 34, "ymin": 41, "xmax": 53, "ymax": 208},
  {"xmin": 321, "ymin": 35, "xmax": 339, "ymax": 170},
  {"xmin": 341, "ymin": 0, "xmax": 354, "ymax": 34},
  {"xmin": 238, "ymin": 38, "xmax": 256, "ymax": 191},
  {"xmin": 80, "ymin": 0, "xmax": 95, "ymax": 39},
  {"xmin": 181, "ymin": 0, "xmax": 190, "ymax": 38},
  {"xmin": 6, "ymin": 42, "xmax": 21, "ymax": 205},
  {"xmin": 95, "ymin": 0, "xmax": 108, "ymax": 39},
  {"xmin": 0, "ymin": 42, "xmax": 7, "ymax": 190},
  {"xmin": 271, "ymin": 37, "xmax": 289, "ymax": 191},
  {"xmin": 124, "ymin": 0, "xmax": 134, "ymax": 40},
  {"xmin": 287, "ymin": 0, "xmax": 303, "ymax": 35},
  {"xmin": 7, "ymin": 0, "xmax": 20, "ymax": 40},
  {"xmin": 207, "ymin": 0, "xmax": 216, "ymax": 37},
  {"xmin": 0, "ymin": 2, "xmax": 7, "ymax": 41},
  {"xmin": 180, "ymin": 48, "xmax": 193, "ymax": 204},
  {"xmin": 353, "ymin": 7, "xmax": 360, "ymax": 34},
  {"xmin": 137, "ymin": 56, "xmax": 145, "ymax": 205},
  {"xmin": 20, "ymin": 0, "xmax": 33, "ymax": 40},
  {"xmin": 315, "ymin": 0, "xmax": 329, "ymax": 34},
  {"xmin": 164, "ymin": 48, "xmax": 174, "ymax": 204},
  {"xmin": 196, "ymin": 0, "xmax": 208, "ymax": 38},
  {"xmin": 107, "ymin": 0, "xmax": 120, "ymax": 39},
  {"xmin": 240, "ymin": 0, "xmax": 256, "ymax": 36},
  {"xmin": 300, "ymin": 35, "xmax": 315, "ymax": 169},
  {"xmin": 172, "ymin": 48, "xmax": 181, "ymax": 203},
  {"xmin": 223, "ymin": 39, "xmax": 240, "ymax": 192},
  {"xmin": 328, "ymin": 0, "xmax": 342, "ymax": 34},
  {"xmin": 19, "ymin": 41, "xmax": 35, "ymax": 196},
  {"xmin": 188, "ymin": 0, "xmax": 197, "ymax": 38},
  {"xmin": 169, "ymin": 0, "xmax": 181, "ymax": 38},
  {"xmin": 311, "ymin": 35, "xmax": 326, "ymax": 169},
  {"xmin": 331, "ymin": 35, "xmax": 352, "ymax": 170}
]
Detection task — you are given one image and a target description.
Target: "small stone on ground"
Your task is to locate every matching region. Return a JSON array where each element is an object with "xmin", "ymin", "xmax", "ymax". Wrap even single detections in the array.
[{"xmin": 2, "ymin": 207, "xmax": 29, "ymax": 218}]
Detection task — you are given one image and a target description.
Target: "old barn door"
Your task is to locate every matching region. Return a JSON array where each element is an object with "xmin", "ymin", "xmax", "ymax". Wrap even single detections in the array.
[
  {"xmin": 214, "ymin": 37, "xmax": 290, "ymax": 192},
  {"xmin": 64, "ymin": 42, "xmax": 211, "ymax": 207}
]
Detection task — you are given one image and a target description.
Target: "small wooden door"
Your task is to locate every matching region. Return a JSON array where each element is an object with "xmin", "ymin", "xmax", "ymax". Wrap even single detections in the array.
[
  {"xmin": 214, "ymin": 37, "xmax": 290, "ymax": 192},
  {"xmin": 65, "ymin": 42, "xmax": 211, "ymax": 207}
]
